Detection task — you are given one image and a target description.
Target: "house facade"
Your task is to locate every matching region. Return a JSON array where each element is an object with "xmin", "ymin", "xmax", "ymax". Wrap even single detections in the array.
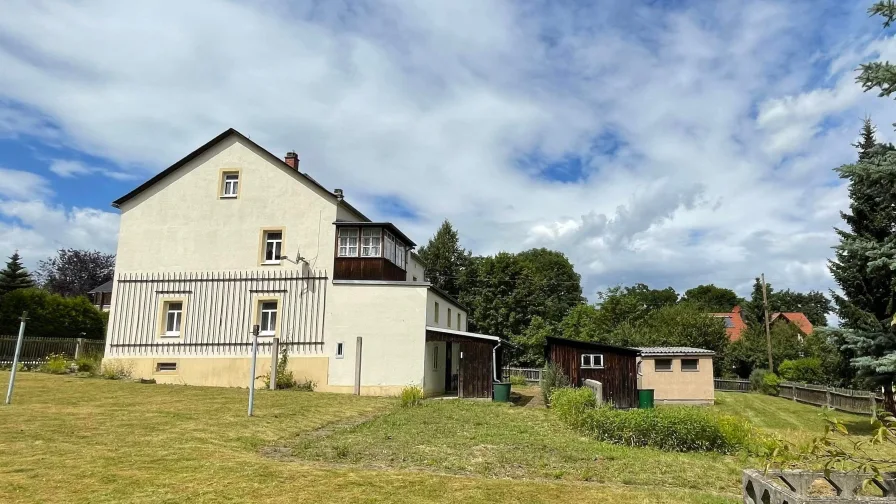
[
  {"xmin": 102, "ymin": 128, "xmax": 498, "ymax": 397},
  {"xmin": 636, "ymin": 347, "xmax": 715, "ymax": 405}
]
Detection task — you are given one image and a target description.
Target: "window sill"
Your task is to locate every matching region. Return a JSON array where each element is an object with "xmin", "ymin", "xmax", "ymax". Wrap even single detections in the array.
[
  {"xmin": 681, "ymin": 369, "xmax": 699, "ymax": 372},
  {"xmin": 261, "ymin": 261, "xmax": 281, "ymax": 266},
  {"xmin": 581, "ymin": 366, "xmax": 605, "ymax": 370},
  {"xmin": 220, "ymin": 194, "xmax": 238, "ymax": 199},
  {"xmin": 160, "ymin": 335, "xmax": 182, "ymax": 339},
  {"xmin": 655, "ymin": 369, "xmax": 673, "ymax": 372}
]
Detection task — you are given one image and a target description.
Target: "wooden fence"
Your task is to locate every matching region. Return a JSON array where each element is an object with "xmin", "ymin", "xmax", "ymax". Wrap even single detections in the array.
[
  {"xmin": 779, "ymin": 381, "xmax": 883, "ymax": 415},
  {"xmin": 0, "ymin": 336, "xmax": 105, "ymax": 365},
  {"xmin": 714, "ymin": 378, "xmax": 751, "ymax": 392},
  {"xmin": 502, "ymin": 367, "xmax": 542, "ymax": 383}
]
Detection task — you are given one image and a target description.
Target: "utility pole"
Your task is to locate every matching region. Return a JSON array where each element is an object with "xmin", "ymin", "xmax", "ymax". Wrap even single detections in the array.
[
  {"xmin": 5, "ymin": 311, "xmax": 29, "ymax": 405},
  {"xmin": 761, "ymin": 274, "xmax": 773, "ymax": 371}
]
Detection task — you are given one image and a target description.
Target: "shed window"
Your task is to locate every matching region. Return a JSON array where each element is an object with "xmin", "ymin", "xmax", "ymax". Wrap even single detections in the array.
[
  {"xmin": 681, "ymin": 358, "xmax": 699, "ymax": 371},
  {"xmin": 655, "ymin": 359, "xmax": 673, "ymax": 372},
  {"xmin": 448, "ymin": 308, "xmax": 452, "ymax": 328},
  {"xmin": 581, "ymin": 354, "xmax": 604, "ymax": 369},
  {"xmin": 432, "ymin": 345, "xmax": 439, "ymax": 370},
  {"xmin": 335, "ymin": 342, "xmax": 344, "ymax": 359},
  {"xmin": 434, "ymin": 301, "xmax": 440, "ymax": 323}
]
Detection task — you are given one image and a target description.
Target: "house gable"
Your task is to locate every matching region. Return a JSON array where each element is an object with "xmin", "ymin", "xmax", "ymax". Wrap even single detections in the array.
[{"xmin": 114, "ymin": 133, "xmax": 355, "ymax": 272}]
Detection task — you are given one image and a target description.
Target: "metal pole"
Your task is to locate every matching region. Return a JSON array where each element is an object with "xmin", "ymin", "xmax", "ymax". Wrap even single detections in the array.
[
  {"xmin": 75, "ymin": 337, "xmax": 83, "ymax": 360},
  {"xmin": 761, "ymin": 273, "xmax": 774, "ymax": 371},
  {"xmin": 354, "ymin": 336, "xmax": 362, "ymax": 395},
  {"xmin": 270, "ymin": 337, "xmax": 279, "ymax": 390},
  {"xmin": 5, "ymin": 311, "xmax": 29, "ymax": 405},
  {"xmin": 248, "ymin": 325, "xmax": 259, "ymax": 417}
]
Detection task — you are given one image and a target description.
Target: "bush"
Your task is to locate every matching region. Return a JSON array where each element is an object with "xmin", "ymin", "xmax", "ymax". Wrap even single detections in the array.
[
  {"xmin": 0, "ymin": 288, "xmax": 104, "ymax": 339},
  {"xmin": 557, "ymin": 403, "xmax": 758, "ymax": 453},
  {"xmin": 761, "ymin": 373, "xmax": 781, "ymax": 396},
  {"xmin": 258, "ymin": 347, "xmax": 299, "ymax": 389},
  {"xmin": 40, "ymin": 353, "xmax": 72, "ymax": 374},
  {"xmin": 508, "ymin": 374, "xmax": 528, "ymax": 387},
  {"xmin": 101, "ymin": 360, "xmax": 133, "ymax": 380},
  {"xmin": 400, "ymin": 385, "xmax": 424, "ymax": 407},
  {"xmin": 749, "ymin": 368, "xmax": 769, "ymax": 392},
  {"xmin": 778, "ymin": 358, "xmax": 824, "ymax": 384},
  {"xmin": 541, "ymin": 362, "xmax": 570, "ymax": 406},
  {"xmin": 551, "ymin": 387, "xmax": 596, "ymax": 428},
  {"xmin": 75, "ymin": 353, "xmax": 103, "ymax": 375}
]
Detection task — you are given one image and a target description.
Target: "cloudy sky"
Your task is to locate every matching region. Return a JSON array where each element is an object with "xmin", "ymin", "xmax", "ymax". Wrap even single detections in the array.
[{"xmin": 1, "ymin": 0, "xmax": 895, "ymax": 300}]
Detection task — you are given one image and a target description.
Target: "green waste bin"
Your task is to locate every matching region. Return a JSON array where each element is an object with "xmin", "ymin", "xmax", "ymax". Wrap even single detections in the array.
[
  {"xmin": 493, "ymin": 382, "xmax": 511, "ymax": 403},
  {"xmin": 638, "ymin": 389, "xmax": 655, "ymax": 409}
]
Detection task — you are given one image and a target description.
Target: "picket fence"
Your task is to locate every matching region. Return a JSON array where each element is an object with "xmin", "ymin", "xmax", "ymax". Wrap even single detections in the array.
[
  {"xmin": 502, "ymin": 367, "xmax": 543, "ymax": 383},
  {"xmin": 0, "ymin": 336, "xmax": 105, "ymax": 365},
  {"xmin": 714, "ymin": 377, "xmax": 884, "ymax": 415}
]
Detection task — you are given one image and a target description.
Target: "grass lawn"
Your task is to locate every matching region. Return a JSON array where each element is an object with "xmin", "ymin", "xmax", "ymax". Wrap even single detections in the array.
[{"xmin": 0, "ymin": 373, "xmax": 886, "ymax": 504}]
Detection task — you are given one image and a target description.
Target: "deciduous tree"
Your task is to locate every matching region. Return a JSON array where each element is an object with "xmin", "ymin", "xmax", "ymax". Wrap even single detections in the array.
[{"xmin": 37, "ymin": 249, "xmax": 115, "ymax": 297}]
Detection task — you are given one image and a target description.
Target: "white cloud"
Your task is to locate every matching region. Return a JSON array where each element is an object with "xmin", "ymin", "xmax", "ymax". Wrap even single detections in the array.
[
  {"xmin": 0, "ymin": 200, "xmax": 119, "ymax": 267},
  {"xmin": 48, "ymin": 159, "xmax": 139, "ymax": 180},
  {"xmin": 0, "ymin": 168, "xmax": 52, "ymax": 200},
  {"xmin": 0, "ymin": 0, "xmax": 891, "ymax": 301}
]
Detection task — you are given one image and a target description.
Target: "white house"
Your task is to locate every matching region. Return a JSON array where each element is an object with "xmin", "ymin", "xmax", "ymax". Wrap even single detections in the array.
[{"xmin": 102, "ymin": 128, "xmax": 501, "ymax": 397}]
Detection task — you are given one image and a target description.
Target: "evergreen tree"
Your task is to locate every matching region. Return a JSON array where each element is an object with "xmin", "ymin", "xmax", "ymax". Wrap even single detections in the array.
[
  {"xmin": 827, "ymin": 120, "xmax": 896, "ymax": 413},
  {"xmin": 417, "ymin": 220, "xmax": 470, "ymax": 298},
  {"xmin": 853, "ymin": 117, "xmax": 878, "ymax": 160},
  {"xmin": 0, "ymin": 251, "xmax": 35, "ymax": 296}
]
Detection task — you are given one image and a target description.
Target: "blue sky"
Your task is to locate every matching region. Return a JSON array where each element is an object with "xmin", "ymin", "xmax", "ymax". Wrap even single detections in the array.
[{"xmin": 2, "ymin": 0, "xmax": 896, "ymax": 301}]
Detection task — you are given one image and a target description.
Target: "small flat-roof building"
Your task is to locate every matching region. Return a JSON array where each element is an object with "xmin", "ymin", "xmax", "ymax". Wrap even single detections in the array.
[{"xmin": 636, "ymin": 347, "xmax": 715, "ymax": 405}]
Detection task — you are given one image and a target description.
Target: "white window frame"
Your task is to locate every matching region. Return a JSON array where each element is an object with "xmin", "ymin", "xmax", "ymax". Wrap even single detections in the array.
[
  {"xmin": 163, "ymin": 301, "xmax": 183, "ymax": 337},
  {"xmin": 361, "ymin": 228, "xmax": 381, "ymax": 257},
  {"xmin": 655, "ymin": 358, "xmax": 673, "ymax": 372},
  {"xmin": 681, "ymin": 358, "xmax": 699, "ymax": 372},
  {"xmin": 384, "ymin": 231, "xmax": 395, "ymax": 264},
  {"xmin": 222, "ymin": 172, "xmax": 239, "ymax": 197},
  {"xmin": 581, "ymin": 354, "xmax": 604, "ymax": 369},
  {"xmin": 259, "ymin": 301, "xmax": 278, "ymax": 336},
  {"xmin": 263, "ymin": 231, "xmax": 283, "ymax": 264},
  {"xmin": 335, "ymin": 342, "xmax": 344, "ymax": 359},
  {"xmin": 338, "ymin": 228, "xmax": 359, "ymax": 257}
]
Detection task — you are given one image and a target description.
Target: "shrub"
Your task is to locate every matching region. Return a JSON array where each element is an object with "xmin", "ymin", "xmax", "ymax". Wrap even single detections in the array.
[
  {"xmin": 259, "ymin": 347, "xmax": 299, "ymax": 389},
  {"xmin": 400, "ymin": 385, "xmax": 424, "ymax": 407},
  {"xmin": 75, "ymin": 352, "xmax": 103, "ymax": 375},
  {"xmin": 541, "ymin": 362, "xmax": 570, "ymax": 406},
  {"xmin": 761, "ymin": 373, "xmax": 781, "ymax": 396},
  {"xmin": 778, "ymin": 358, "xmax": 824, "ymax": 384},
  {"xmin": 551, "ymin": 387, "xmax": 596, "ymax": 428},
  {"xmin": 101, "ymin": 360, "xmax": 133, "ymax": 380},
  {"xmin": 40, "ymin": 353, "xmax": 72, "ymax": 374},
  {"xmin": 0, "ymin": 288, "xmax": 104, "ymax": 339},
  {"xmin": 749, "ymin": 368, "xmax": 769, "ymax": 392},
  {"xmin": 508, "ymin": 374, "xmax": 528, "ymax": 387},
  {"xmin": 560, "ymin": 404, "xmax": 758, "ymax": 454}
]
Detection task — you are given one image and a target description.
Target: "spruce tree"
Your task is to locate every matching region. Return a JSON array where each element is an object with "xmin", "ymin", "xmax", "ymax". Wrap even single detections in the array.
[
  {"xmin": 852, "ymin": 117, "xmax": 877, "ymax": 160},
  {"xmin": 0, "ymin": 251, "xmax": 36, "ymax": 296},
  {"xmin": 416, "ymin": 220, "xmax": 470, "ymax": 298},
  {"xmin": 827, "ymin": 121, "xmax": 896, "ymax": 413}
]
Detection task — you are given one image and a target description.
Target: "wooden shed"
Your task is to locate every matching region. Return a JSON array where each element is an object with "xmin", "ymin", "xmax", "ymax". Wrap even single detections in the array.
[
  {"xmin": 426, "ymin": 327, "xmax": 503, "ymax": 399},
  {"xmin": 545, "ymin": 336, "xmax": 640, "ymax": 409}
]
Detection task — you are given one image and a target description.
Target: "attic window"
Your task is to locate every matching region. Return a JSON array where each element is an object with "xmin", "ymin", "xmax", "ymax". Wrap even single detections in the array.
[
  {"xmin": 722, "ymin": 317, "xmax": 734, "ymax": 328},
  {"xmin": 221, "ymin": 172, "xmax": 239, "ymax": 197}
]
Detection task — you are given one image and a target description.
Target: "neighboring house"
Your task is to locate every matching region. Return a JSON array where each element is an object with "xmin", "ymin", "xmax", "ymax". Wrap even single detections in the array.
[
  {"xmin": 102, "ymin": 128, "xmax": 500, "ymax": 397},
  {"xmin": 544, "ymin": 337, "xmax": 639, "ymax": 409},
  {"xmin": 710, "ymin": 305, "xmax": 746, "ymax": 342},
  {"xmin": 88, "ymin": 280, "xmax": 113, "ymax": 311},
  {"xmin": 637, "ymin": 347, "xmax": 715, "ymax": 405},
  {"xmin": 770, "ymin": 312, "xmax": 813, "ymax": 337}
]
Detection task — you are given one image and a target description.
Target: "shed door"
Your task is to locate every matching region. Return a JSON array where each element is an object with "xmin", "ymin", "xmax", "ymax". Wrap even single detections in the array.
[{"xmin": 460, "ymin": 342, "xmax": 492, "ymax": 399}]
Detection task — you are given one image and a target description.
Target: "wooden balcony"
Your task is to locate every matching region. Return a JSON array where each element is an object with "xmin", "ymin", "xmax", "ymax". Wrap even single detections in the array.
[{"xmin": 333, "ymin": 257, "xmax": 407, "ymax": 281}]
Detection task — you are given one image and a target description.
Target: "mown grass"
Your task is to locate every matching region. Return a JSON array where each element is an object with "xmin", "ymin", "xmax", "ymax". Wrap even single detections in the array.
[{"xmin": 0, "ymin": 372, "xmax": 735, "ymax": 504}]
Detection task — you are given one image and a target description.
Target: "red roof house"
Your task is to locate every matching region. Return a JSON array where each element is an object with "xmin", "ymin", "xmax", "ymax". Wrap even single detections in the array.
[
  {"xmin": 710, "ymin": 305, "xmax": 747, "ymax": 342},
  {"xmin": 770, "ymin": 312, "xmax": 813, "ymax": 336}
]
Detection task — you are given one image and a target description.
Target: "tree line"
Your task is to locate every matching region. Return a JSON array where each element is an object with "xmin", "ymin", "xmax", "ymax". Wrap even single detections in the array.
[{"xmin": 0, "ymin": 249, "xmax": 115, "ymax": 339}]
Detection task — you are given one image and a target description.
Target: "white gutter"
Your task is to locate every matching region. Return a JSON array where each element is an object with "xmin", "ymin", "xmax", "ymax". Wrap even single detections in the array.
[{"xmin": 493, "ymin": 341, "xmax": 502, "ymax": 382}]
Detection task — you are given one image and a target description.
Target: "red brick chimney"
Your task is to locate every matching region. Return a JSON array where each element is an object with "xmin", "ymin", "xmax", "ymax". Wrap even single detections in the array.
[{"xmin": 285, "ymin": 151, "xmax": 299, "ymax": 170}]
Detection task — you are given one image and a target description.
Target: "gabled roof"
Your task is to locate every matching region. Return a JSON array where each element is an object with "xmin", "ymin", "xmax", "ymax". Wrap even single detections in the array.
[
  {"xmin": 771, "ymin": 312, "xmax": 814, "ymax": 335},
  {"xmin": 636, "ymin": 347, "xmax": 715, "ymax": 357},
  {"xmin": 110, "ymin": 128, "xmax": 369, "ymax": 222},
  {"xmin": 88, "ymin": 280, "xmax": 114, "ymax": 293},
  {"xmin": 545, "ymin": 336, "xmax": 641, "ymax": 355}
]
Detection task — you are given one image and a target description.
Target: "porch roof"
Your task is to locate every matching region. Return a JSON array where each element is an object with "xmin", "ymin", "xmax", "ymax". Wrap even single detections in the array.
[{"xmin": 425, "ymin": 326, "xmax": 501, "ymax": 343}]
